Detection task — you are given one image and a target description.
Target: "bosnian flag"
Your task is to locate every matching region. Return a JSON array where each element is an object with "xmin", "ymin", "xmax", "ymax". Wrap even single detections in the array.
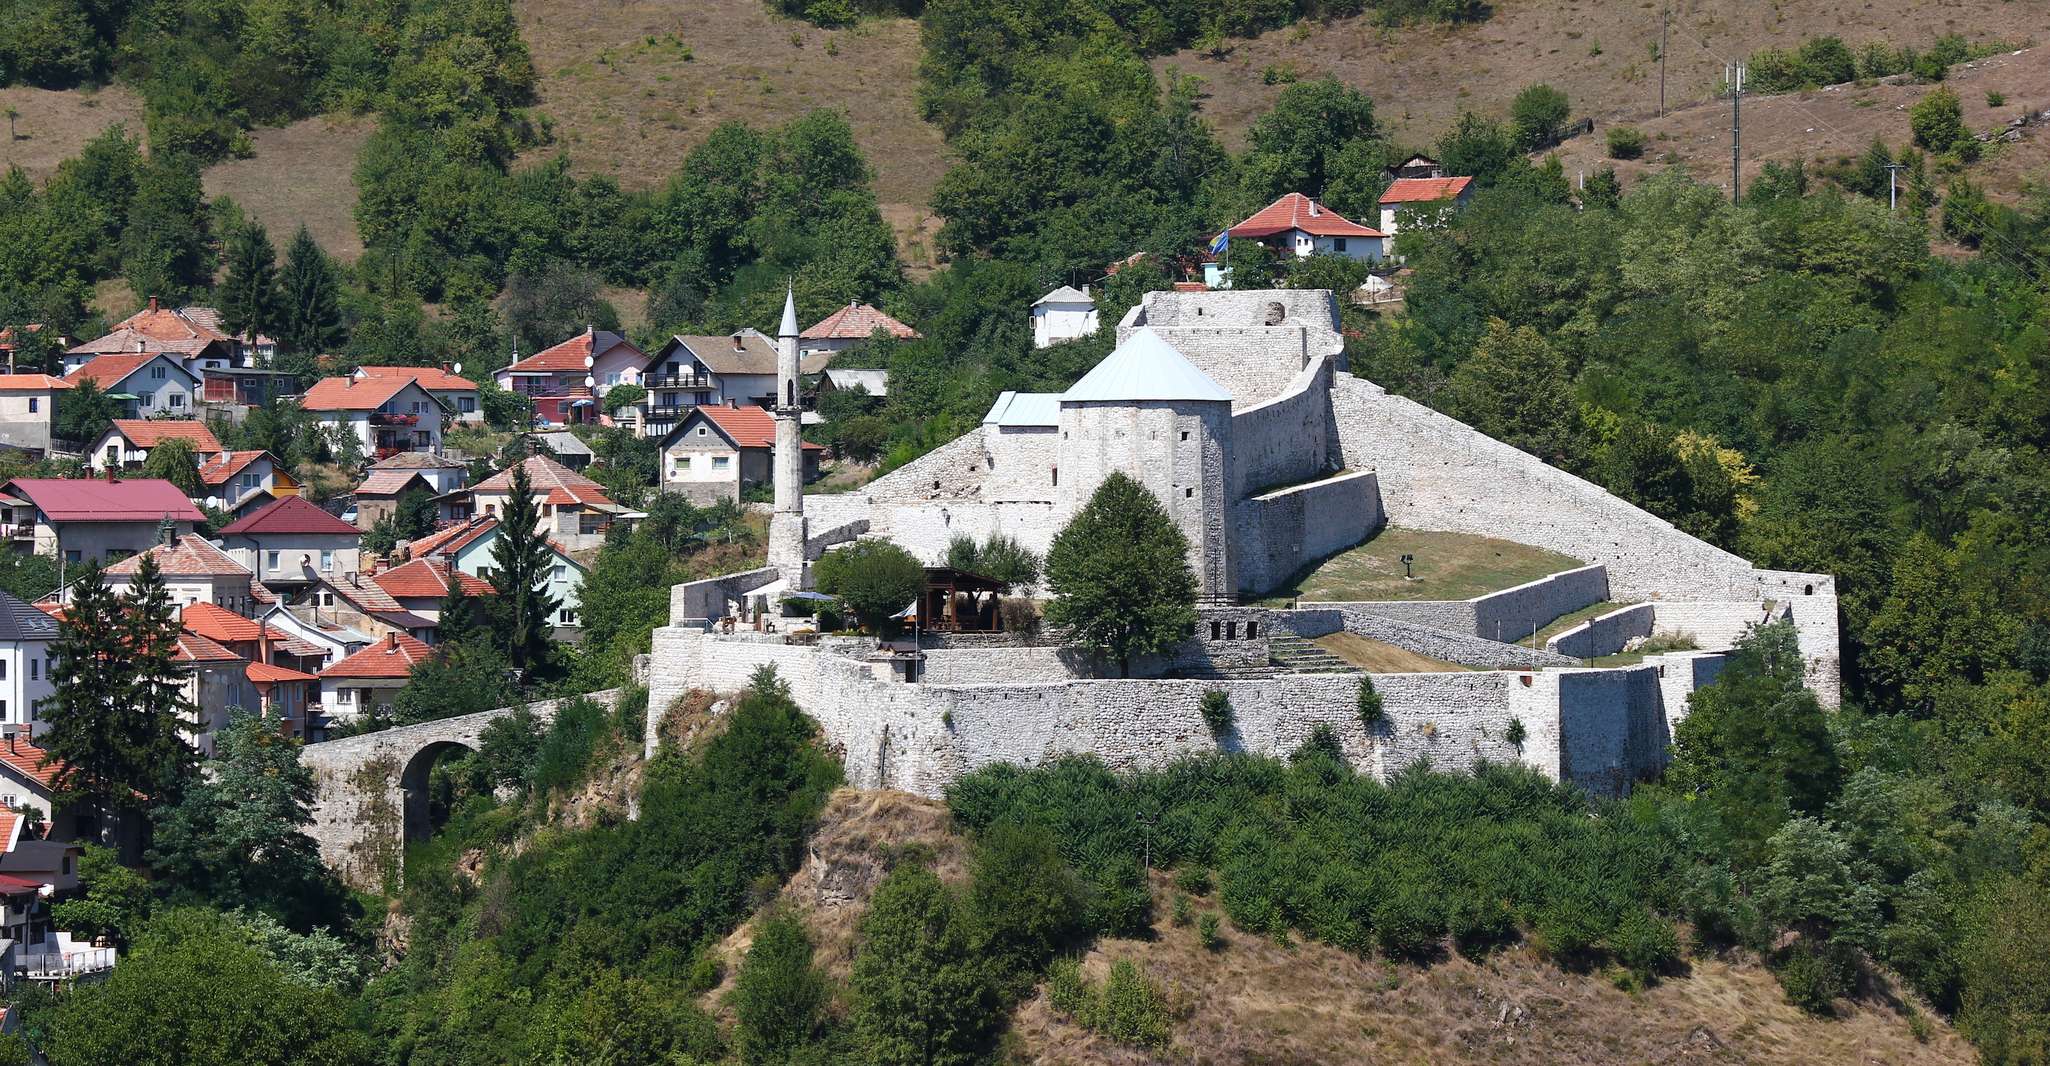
[{"xmin": 1207, "ymin": 230, "xmax": 1229, "ymax": 255}]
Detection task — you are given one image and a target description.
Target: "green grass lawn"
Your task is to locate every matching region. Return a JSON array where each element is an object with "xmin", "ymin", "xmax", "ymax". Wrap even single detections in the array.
[
  {"xmin": 1518, "ymin": 601, "xmax": 1628, "ymax": 648},
  {"xmin": 1261, "ymin": 528, "xmax": 1584, "ymax": 604}
]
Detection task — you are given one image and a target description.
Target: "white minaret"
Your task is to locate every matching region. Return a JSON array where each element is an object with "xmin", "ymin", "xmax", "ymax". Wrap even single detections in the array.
[{"xmin": 767, "ymin": 284, "xmax": 809, "ymax": 584}]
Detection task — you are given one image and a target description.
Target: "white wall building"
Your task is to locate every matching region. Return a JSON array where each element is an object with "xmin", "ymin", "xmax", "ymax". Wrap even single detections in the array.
[
  {"xmin": 0, "ymin": 594, "xmax": 58, "ymax": 737},
  {"xmin": 1031, "ymin": 286, "xmax": 1100, "ymax": 348},
  {"xmin": 0, "ymin": 375, "xmax": 68, "ymax": 455}
]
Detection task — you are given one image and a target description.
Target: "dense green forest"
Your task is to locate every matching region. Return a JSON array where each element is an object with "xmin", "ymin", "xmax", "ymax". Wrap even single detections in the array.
[{"xmin": 7, "ymin": 0, "xmax": 2050, "ymax": 1058}]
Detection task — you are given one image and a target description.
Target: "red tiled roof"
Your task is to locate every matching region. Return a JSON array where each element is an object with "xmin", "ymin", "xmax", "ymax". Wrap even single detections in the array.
[
  {"xmin": 682, "ymin": 403, "xmax": 825, "ymax": 452},
  {"xmin": 105, "ymin": 534, "xmax": 251, "ymax": 578},
  {"xmin": 472, "ymin": 456, "xmax": 615, "ymax": 507},
  {"xmin": 109, "ymin": 300, "xmax": 232, "ymax": 344},
  {"xmin": 357, "ymin": 365, "xmax": 478, "ymax": 392},
  {"xmin": 1, "ymin": 478, "xmax": 206, "ymax": 523},
  {"xmin": 505, "ymin": 328, "xmax": 645, "ymax": 375},
  {"xmin": 0, "ymin": 738, "xmax": 66, "ymax": 790},
  {"xmin": 801, "ymin": 303, "xmax": 921, "ymax": 342},
  {"xmin": 1379, "ymin": 176, "xmax": 1474, "ymax": 205},
  {"xmin": 324, "ymin": 572, "xmax": 404, "ymax": 613},
  {"xmin": 217, "ymin": 495, "xmax": 359, "ymax": 537},
  {"xmin": 0, "ymin": 813, "xmax": 17, "ymax": 852},
  {"xmin": 299, "ymin": 375, "xmax": 419, "ymax": 412},
  {"xmin": 372, "ymin": 451, "xmax": 465, "ymax": 471},
  {"xmin": 0, "ymin": 374, "xmax": 69, "ymax": 390},
  {"xmin": 406, "ymin": 517, "xmax": 498, "ymax": 560},
  {"xmin": 355, "ymin": 470, "xmax": 431, "ymax": 498},
  {"xmin": 110, "ymin": 419, "xmax": 222, "ymax": 453},
  {"xmin": 246, "ymin": 661, "xmax": 318, "ymax": 683},
  {"xmin": 0, "ymin": 874, "xmax": 40, "ymax": 894},
  {"xmin": 176, "ymin": 630, "xmax": 245, "ymax": 663},
  {"xmin": 1229, "ymin": 193, "xmax": 1384, "ymax": 240},
  {"xmin": 180, "ymin": 602, "xmax": 310, "ymax": 648},
  {"xmin": 197, "ymin": 450, "xmax": 269, "ymax": 486},
  {"xmin": 64, "ymin": 353, "xmax": 186, "ymax": 390},
  {"xmin": 373, "ymin": 558, "xmax": 492, "ymax": 600},
  {"xmin": 322, "ymin": 633, "xmax": 434, "ymax": 679}
]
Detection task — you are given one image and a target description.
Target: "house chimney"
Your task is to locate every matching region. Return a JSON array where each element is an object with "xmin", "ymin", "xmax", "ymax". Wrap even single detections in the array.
[
  {"xmin": 258, "ymin": 623, "xmax": 273, "ymax": 665},
  {"xmin": 104, "ymin": 465, "xmax": 116, "ymax": 484},
  {"xmin": 387, "ymin": 631, "xmax": 398, "ymax": 651},
  {"xmin": 147, "ymin": 296, "xmax": 158, "ymax": 312}
]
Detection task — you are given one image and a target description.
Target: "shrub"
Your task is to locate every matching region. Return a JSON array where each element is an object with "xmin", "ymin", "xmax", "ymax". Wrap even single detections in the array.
[
  {"xmin": 1095, "ymin": 960, "xmax": 1172, "ymax": 1049},
  {"xmin": 1357, "ymin": 676, "xmax": 1386, "ymax": 730},
  {"xmin": 1171, "ymin": 893, "xmax": 1192, "ymax": 927},
  {"xmin": 1200, "ymin": 690, "xmax": 1233, "ymax": 735},
  {"xmin": 1197, "ymin": 912, "xmax": 1223, "ymax": 951},
  {"xmin": 1909, "ymin": 87, "xmax": 1967, "ymax": 153},
  {"xmin": 1510, "ymin": 83, "xmax": 1571, "ymax": 151},
  {"xmin": 1045, "ymin": 957, "xmax": 1090, "ymax": 1016},
  {"xmin": 1774, "ymin": 938, "xmax": 1856, "ymax": 1015},
  {"xmin": 1985, "ymin": 90, "xmax": 2005, "ymax": 108},
  {"xmin": 1449, "ymin": 895, "xmax": 1515, "ymax": 959},
  {"xmin": 1505, "ymin": 718, "xmax": 1528, "ymax": 747},
  {"xmin": 1173, "ymin": 866, "xmax": 1213, "ymax": 896},
  {"xmin": 1608, "ymin": 908, "xmax": 1680, "ymax": 983},
  {"xmin": 1606, "ymin": 126, "xmax": 1647, "ymax": 160},
  {"xmin": 997, "ymin": 597, "xmax": 1042, "ymax": 636}
]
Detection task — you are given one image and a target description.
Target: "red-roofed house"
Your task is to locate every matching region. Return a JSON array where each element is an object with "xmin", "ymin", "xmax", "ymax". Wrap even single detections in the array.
[
  {"xmin": 197, "ymin": 449, "xmax": 299, "ymax": 514},
  {"xmin": 0, "ymin": 736, "xmax": 76, "ymax": 840},
  {"xmin": 370, "ymin": 558, "xmax": 493, "ymax": 622},
  {"xmin": 798, "ymin": 302, "xmax": 921, "ymax": 358},
  {"xmin": 216, "ymin": 496, "xmax": 364, "ymax": 589},
  {"xmin": 657, "ymin": 401, "xmax": 822, "ymax": 503},
  {"xmin": 63, "ymin": 352, "xmax": 199, "ymax": 419},
  {"xmin": 100, "ymin": 533, "xmax": 263, "ymax": 614},
  {"xmin": 63, "ymin": 298, "xmax": 235, "ymax": 376},
  {"xmin": 85, "ymin": 418, "xmax": 223, "ymax": 474},
  {"xmin": 494, "ymin": 327, "xmax": 647, "ymax": 427},
  {"xmin": 404, "ymin": 516, "xmax": 588, "ymax": 631},
  {"xmin": 300, "ymin": 375, "xmax": 445, "ymax": 459},
  {"xmin": 1377, "ymin": 175, "xmax": 1475, "ymax": 243},
  {"xmin": 0, "ymin": 374, "xmax": 68, "ymax": 455},
  {"xmin": 306, "ymin": 569, "xmax": 439, "ymax": 645},
  {"xmin": 1, "ymin": 476, "xmax": 204, "ymax": 563},
  {"xmin": 318, "ymin": 632, "xmax": 434, "ymax": 723},
  {"xmin": 468, "ymin": 455, "xmax": 623, "ymax": 550},
  {"xmin": 1225, "ymin": 192, "xmax": 1387, "ymax": 269},
  {"xmin": 355, "ymin": 365, "xmax": 483, "ymax": 424}
]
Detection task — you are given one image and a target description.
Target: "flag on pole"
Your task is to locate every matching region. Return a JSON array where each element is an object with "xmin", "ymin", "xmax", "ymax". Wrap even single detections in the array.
[{"xmin": 1207, "ymin": 230, "xmax": 1229, "ymax": 256}]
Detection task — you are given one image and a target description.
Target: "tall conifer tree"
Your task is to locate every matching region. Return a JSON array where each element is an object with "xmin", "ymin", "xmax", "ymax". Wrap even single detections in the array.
[
  {"xmin": 487, "ymin": 462, "xmax": 560, "ymax": 672},
  {"xmin": 275, "ymin": 226, "xmax": 343, "ymax": 363},
  {"xmin": 219, "ymin": 221, "xmax": 280, "ymax": 343}
]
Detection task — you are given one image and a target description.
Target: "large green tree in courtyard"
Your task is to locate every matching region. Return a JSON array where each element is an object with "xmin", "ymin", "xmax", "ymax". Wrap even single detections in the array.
[{"xmin": 1044, "ymin": 472, "xmax": 1197, "ymax": 677}]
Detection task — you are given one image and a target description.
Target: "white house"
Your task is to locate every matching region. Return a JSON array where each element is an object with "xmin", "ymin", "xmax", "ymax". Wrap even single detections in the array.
[
  {"xmin": 1378, "ymin": 176, "xmax": 1475, "ymax": 245},
  {"xmin": 641, "ymin": 332, "xmax": 830, "ymax": 438},
  {"xmin": 355, "ymin": 366, "xmax": 483, "ymax": 424},
  {"xmin": 99, "ymin": 534, "xmax": 264, "ymax": 615},
  {"xmin": 0, "ymin": 375, "xmax": 69, "ymax": 455},
  {"xmin": 87, "ymin": 418, "xmax": 223, "ymax": 473},
  {"xmin": 1031, "ymin": 285, "xmax": 1100, "ymax": 348},
  {"xmin": 299, "ymin": 376, "xmax": 446, "ymax": 459},
  {"xmin": 408, "ymin": 515, "xmax": 589, "ymax": 630},
  {"xmin": 657, "ymin": 402, "xmax": 822, "ymax": 504},
  {"xmin": 0, "ymin": 476, "xmax": 204, "ymax": 564},
  {"xmin": 261, "ymin": 604, "xmax": 371, "ymax": 671},
  {"xmin": 197, "ymin": 450, "xmax": 298, "ymax": 514},
  {"xmin": 62, "ymin": 353, "xmax": 199, "ymax": 419},
  {"xmin": 317, "ymin": 632, "xmax": 434, "ymax": 724},
  {"xmin": 798, "ymin": 302, "xmax": 920, "ymax": 359},
  {"xmin": 0, "ymin": 594, "xmax": 58, "ymax": 738},
  {"xmin": 1222, "ymin": 193, "xmax": 1387, "ymax": 275},
  {"xmin": 63, "ymin": 299, "xmax": 237, "ymax": 377},
  {"xmin": 466, "ymin": 455, "xmax": 623, "ymax": 552},
  {"xmin": 215, "ymin": 496, "xmax": 364, "ymax": 591}
]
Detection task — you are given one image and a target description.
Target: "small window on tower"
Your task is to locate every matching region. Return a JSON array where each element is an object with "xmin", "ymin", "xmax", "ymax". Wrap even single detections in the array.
[
  {"xmin": 1050, "ymin": 467, "xmax": 1058, "ymax": 487},
  {"xmin": 1184, "ymin": 488, "xmax": 1193, "ymax": 498},
  {"xmin": 1180, "ymin": 431, "xmax": 1189, "ymax": 441}
]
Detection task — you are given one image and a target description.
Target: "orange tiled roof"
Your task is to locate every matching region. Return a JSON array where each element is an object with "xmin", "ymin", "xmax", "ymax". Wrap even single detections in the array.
[
  {"xmin": 373, "ymin": 558, "xmax": 492, "ymax": 600},
  {"xmin": 0, "ymin": 738, "xmax": 66, "ymax": 790},
  {"xmin": 105, "ymin": 535, "xmax": 252, "ymax": 579},
  {"xmin": 505, "ymin": 328, "xmax": 645, "ymax": 375},
  {"xmin": 406, "ymin": 517, "xmax": 498, "ymax": 560},
  {"xmin": 1229, "ymin": 193, "xmax": 1384, "ymax": 240},
  {"xmin": 299, "ymin": 375, "xmax": 420, "ymax": 412},
  {"xmin": 245, "ymin": 661, "xmax": 317, "ymax": 684},
  {"xmin": 197, "ymin": 450, "xmax": 269, "ymax": 486},
  {"xmin": 64, "ymin": 353, "xmax": 186, "ymax": 390},
  {"xmin": 175, "ymin": 630, "xmax": 244, "ymax": 663},
  {"xmin": 0, "ymin": 374, "xmax": 69, "ymax": 390},
  {"xmin": 322, "ymin": 633, "xmax": 433, "ymax": 679},
  {"xmin": 801, "ymin": 303, "xmax": 921, "ymax": 342},
  {"xmin": 357, "ymin": 365, "xmax": 478, "ymax": 392},
  {"xmin": 471, "ymin": 455, "xmax": 614, "ymax": 508},
  {"xmin": 109, "ymin": 300, "xmax": 231, "ymax": 344},
  {"xmin": 111, "ymin": 419, "xmax": 222, "ymax": 453},
  {"xmin": 1379, "ymin": 176, "xmax": 1474, "ymax": 205},
  {"xmin": 679, "ymin": 403, "xmax": 825, "ymax": 452}
]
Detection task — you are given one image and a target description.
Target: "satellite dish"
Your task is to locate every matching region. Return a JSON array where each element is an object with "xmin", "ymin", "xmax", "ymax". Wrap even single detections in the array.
[
  {"xmin": 584, "ymin": 374, "xmax": 595, "ymax": 389},
  {"xmin": 451, "ymin": 362, "xmax": 462, "ymax": 375},
  {"xmin": 583, "ymin": 354, "xmax": 595, "ymax": 369}
]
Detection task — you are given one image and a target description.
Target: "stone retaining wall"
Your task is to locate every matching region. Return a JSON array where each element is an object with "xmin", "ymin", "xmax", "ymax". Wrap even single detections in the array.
[{"xmin": 1547, "ymin": 603, "xmax": 1657, "ymax": 658}]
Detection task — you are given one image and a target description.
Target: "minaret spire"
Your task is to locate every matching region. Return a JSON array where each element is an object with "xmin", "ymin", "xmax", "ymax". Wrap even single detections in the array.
[{"xmin": 767, "ymin": 282, "xmax": 809, "ymax": 585}]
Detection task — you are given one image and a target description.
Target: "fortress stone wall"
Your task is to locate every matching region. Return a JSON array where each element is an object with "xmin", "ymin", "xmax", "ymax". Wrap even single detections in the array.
[
  {"xmin": 1547, "ymin": 603, "xmax": 1657, "ymax": 658},
  {"xmin": 1320, "ymin": 564, "xmax": 1612, "ymax": 644},
  {"xmin": 1235, "ymin": 472, "xmax": 1383, "ymax": 598}
]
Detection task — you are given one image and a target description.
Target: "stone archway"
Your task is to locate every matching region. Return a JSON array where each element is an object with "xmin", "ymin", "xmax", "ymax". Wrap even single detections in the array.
[{"xmin": 399, "ymin": 739, "xmax": 476, "ymax": 843}]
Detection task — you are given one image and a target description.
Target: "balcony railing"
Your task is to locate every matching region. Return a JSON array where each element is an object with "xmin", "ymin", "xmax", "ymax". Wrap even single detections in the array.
[
  {"xmin": 370, "ymin": 411, "xmax": 418, "ymax": 426},
  {"xmin": 646, "ymin": 374, "xmax": 715, "ymax": 389},
  {"xmin": 17, "ymin": 945, "xmax": 118, "ymax": 980},
  {"xmin": 373, "ymin": 446, "xmax": 406, "ymax": 460},
  {"xmin": 6, "ymin": 523, "xmax": 33, "ymax": 539}
]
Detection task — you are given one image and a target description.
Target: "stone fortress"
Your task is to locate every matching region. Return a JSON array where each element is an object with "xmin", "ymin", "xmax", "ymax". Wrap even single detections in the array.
[{"xmin": 648, "ymin": 287, "xmax": 1840, "ymax": 801}]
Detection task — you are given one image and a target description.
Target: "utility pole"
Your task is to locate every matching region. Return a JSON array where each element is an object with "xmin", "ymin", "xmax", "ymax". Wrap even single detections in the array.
[
  {"xmin": 1884, "ymin": 162, "xmax": 1907, "ymax": 212},
  {"xmin": 1658, "ymin": 9, "xmax": 1668, "ymax": 117},
  {"xmin": 1727, "ymin": 62, "xmax": 1745, "ymax": 203}
]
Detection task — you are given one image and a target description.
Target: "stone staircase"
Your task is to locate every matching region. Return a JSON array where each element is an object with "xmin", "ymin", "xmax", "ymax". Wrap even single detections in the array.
[{"xmin": 1269, "ymin": 635, "xmax": 1356, "ymax": 674}]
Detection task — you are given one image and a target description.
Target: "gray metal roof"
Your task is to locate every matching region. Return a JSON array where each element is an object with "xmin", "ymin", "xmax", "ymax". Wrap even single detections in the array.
[
  {"xmin": 1058, "ymin": 328, "xmax": 1231, "ymax": 404},
  {"xmin": 1032, "ymin": 285, "xmax": 1093, "ymax": 307},
  {"xmin": 534, "ymin": 431, "xmax": 594, "ymax": 458},
  {"xmin": 981, "ymin": 391, "xmax": 1061, "ymax": 428},
  {"xmin": 0, "ymin": 591, "xmax": 58, "ymax": 642},
  {"xmin": 822, "ymin": 368, "xmax": 889, "ymax": 396}
]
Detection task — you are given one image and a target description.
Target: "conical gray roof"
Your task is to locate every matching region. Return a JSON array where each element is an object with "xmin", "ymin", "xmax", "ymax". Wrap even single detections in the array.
[{"xmin": 1059, "ymin": 329, "xmax": 1230, "ymax": 404}]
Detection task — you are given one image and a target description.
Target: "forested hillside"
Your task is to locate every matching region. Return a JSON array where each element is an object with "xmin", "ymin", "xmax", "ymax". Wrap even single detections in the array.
[{"xmin": 4, "ymin": 0, "xmax": 2050, "ymax": 1061}]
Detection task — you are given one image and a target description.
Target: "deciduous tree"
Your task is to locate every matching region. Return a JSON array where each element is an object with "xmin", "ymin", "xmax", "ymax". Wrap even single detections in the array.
[{"xmin": 1044, "ymin": 472, "xmax": 1196, "ymax": 677}]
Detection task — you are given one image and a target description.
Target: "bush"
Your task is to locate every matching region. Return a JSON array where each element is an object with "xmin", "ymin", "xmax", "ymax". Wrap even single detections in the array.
[
  {"xmin": 1510, "ymin": 83, "xmax": 1571, "ymax": 151},
  {"xmin": 1505, "ymin": 718, "xmax": 1527, "ymax": 747},
  {"xmin": 1608, "ymin": 908, "xmax": 1680, "ymax": 983},
  {"xmin": 1171, "ymin": 893, "xmax": 1192, "ymax": 927},
  {"xmin": 1199, "ymin": 690, "xmax": 1234, "ymax": 735},
  {"xmin": 1986, "ymin": 91, "xmax": 2006, "ymax": 108},
  {"xmin": 1775, "ymin": 938, "xmax": 1856, "ymax": 1015},
  {"xmin": 813, "ymin": 538, "xmax": 925, "ymax": 633},
  {"xmin": 1095, "ymin": 959, "xmax": 1171, "ymax": 1048},
  {"xmin": 1909, "ymin": 87, "xmax": 1967, "ymax": 153},
  {"xmin": 1606, "ymin": 126, "xmax": 1647, "ymax": 160},
  {"xmin": 1197, "ymin": 912, "xmax": 1223, "ymax": 951},
  {"xmin": 1173, "ymin": 866, "xmax": 1213, "ymax": 896},
  {"xmin": 1358, "ymin": 676, "xmax": 1386, "ymax": 730}
]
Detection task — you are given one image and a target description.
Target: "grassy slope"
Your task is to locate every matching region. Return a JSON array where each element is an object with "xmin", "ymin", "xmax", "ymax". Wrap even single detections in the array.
[
  {"xmin": 0, "ymin": 84, "xmax": 147, "ymax": 180},
  {"xmin": 203, "ymin": 115, "xmax": 375, "ymax": 262},
  {"xmin": 1264, "ymin": 527, "xmax": 1583, "ymax": 604},
  {"xmin": 733, "ymin": 787, "xmax": 1973, "ymax": 1066}
]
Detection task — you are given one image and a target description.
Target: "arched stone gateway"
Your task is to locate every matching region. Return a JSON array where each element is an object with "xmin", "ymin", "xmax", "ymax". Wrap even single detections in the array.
[{"xmin": 301, "ymin": 690, "xmax": 619, "ymax": 889}]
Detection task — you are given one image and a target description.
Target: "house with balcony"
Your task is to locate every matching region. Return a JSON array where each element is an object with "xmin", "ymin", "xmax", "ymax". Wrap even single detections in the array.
[
  {"xmin": 640, "ymin": 331, "xmax": 830, "ymax": 438},
  {"xmin": 355, "ymin": 365, "xmax": 483, "ymax": 424},
  {"xmin": 495, "ymin": 327, "xmax": 647, "ymax": 427},
  {"xmin": 0, "ymin": 476, "xmax": 204, "ymax": 564},
  {"xmin": 62, "ymin": 352, "xmax": 199, "ymax": 419},
  {"xmin": 0, "ymin": 375, "xmax": 68, "ymax": 456},
  {"xmin": 216, "ymin": 496, "xmax": 363, "ymax": 592},
  {"xmin": 62, "ymin": 298, "xmax": 237, "ymax": 376},
  {"xmin": 179, "ymin": 603, "xmax": 325, "ymax": 739},
  {"xmin": 86, "ymin": 419, "xmax": 223, "ymax": 474},
  {"xmin": 299, "ymin": 375, "xmax": 446, "ymax": 459},
  {"xmin": 260, "ymin": 604, "xmax": 370, "ymax": 672},
  {"xmin": 197, "ymin": 450, "xmax": 298, "ymax": 515},
  {"xmin": 317, "ymin": 632, "xmax": 434, "ymax": 725},
  {"xmin": 304, "ymin": 569, "xmax": 440, "ymax": 645}
]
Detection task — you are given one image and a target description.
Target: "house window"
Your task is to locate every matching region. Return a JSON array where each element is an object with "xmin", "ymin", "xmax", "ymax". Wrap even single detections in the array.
[
  {"xmin": 169, "ymin": 394, "xmax": 184, "ymax": 408},
  {"xmin": 551, "ymin": 564, "xmax": 566, "ymax": 580},
  {"xmin": 240, "ymin": 473, "xmax": 259, "ymax": 489},
  {"xmin": 337, "ymin": 689, "xmax": 352, "ymax": 704},
  {"xmin": 459, "ymin": 397, "xmax": 476, "ymax": 413},
  {"xmin": 321, "ymin": 550, "xmax": 334, "ymax": 571},
  {"xmin": 30, "ymin": 658, "xmax": 37, "ymax": 681},
  {"xmin": 558, "ymin": 608, "xmax": 578, "ymax": 625},
  {"xmin": 678, "ymin": 456, "xmax": 691, "ymax": 470},
  {"xmin": 26, "ymin": 399, "xmax": 36, "ymax": 413},
  {"xmin": 1051, "ymin": 466, "xmax": 1058, "ymax": 487},
  {"xmin": 696, "ymin": 427, "xmax": 708, "ymax": 436},
  {"xmin": 0, "ymin": 660, "xmax": 7, "ymax": 680},
  {"xmin": 712, "ymin": 456, "xmax": 731, "ymax": 470},
  {"xmin": 412, "ymin": 402, "xmax": 426, "ymax": 415},
  {"xmin": 151, "ymin": 365, "xmax": 167, "ymax": 379},
  {"xmin": 694, "ymin": 392, "xmax": 711, "ymax": 405},
  {"xmin": 1334, "ymin": 238, "xmax": 1348, "ymax": 252},
  {"xmin": 266, "ymin": 551, "xmax": 281, "ymax": 570},
  {"xmin": 65, "ymin": 550, "xmax": 81, "ymax": 564}
]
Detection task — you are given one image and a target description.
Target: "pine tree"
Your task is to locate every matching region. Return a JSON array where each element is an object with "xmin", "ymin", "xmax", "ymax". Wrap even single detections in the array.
[
  {"xmin": 1043, "ymin": 472, "xmax": 1197, "ymax": 678},
  {"xmin": 219, "ymin": 221, "xmax": 280, "ymax": 343},
  {"xmin": 275, "ymin": 227, "xmax": 344, "ymax": 365},
  {"xmin": 487, "ymin": 462, "xmax": 561, "ymax": 672},
  {"xmin": 42, "ymin": 564, "xmax": 145, "ymax": 841},
  {"xmin": 118, "ymin": 554, "xmax": 200, "ymax": 801}
]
